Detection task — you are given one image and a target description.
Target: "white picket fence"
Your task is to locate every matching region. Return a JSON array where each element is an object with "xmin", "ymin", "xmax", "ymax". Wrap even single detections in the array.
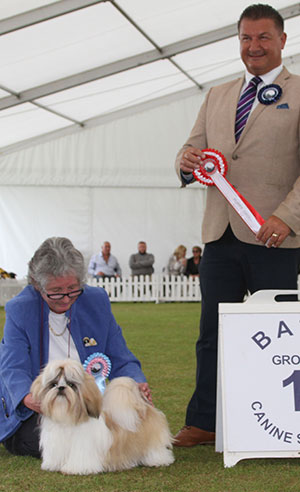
[
  {"xmin": 0, "ymin": 275, "xmax": 201, "ymax": 306},
  {"xmin": 88, "ymin": 275, "xmax": 201, "ymax": 303}
]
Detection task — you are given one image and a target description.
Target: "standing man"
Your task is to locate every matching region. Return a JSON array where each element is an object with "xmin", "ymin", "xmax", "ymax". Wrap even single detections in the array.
[
  {"xmin": 88, "ymin": 241, "xmax": 122, "ymax": 279},
  {"xmin": 174, "ymin": 4, "xmax": 300, "ymax": 447},
  {"xmin": 129, "ymin": 241, "xmax": 155, "ymax": 277}
]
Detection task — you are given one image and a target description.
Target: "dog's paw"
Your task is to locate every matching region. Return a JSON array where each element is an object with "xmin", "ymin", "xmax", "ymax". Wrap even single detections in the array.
[
  {"xmin": 60, "ymin": 464, "xmax": 103, "ymax": 475},
  {"xmin": 140, "ymin": 447, "xmax": 175, "ymax": 468},
  {"xmin": 41, "ymin": 461, "xmax": 62, "ymax": 472}
]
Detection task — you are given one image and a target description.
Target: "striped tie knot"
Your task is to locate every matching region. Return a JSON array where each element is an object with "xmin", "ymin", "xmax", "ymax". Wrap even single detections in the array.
[{"xmin": 235, "ymin": 76, "xmax": 262, "ymax": 142}]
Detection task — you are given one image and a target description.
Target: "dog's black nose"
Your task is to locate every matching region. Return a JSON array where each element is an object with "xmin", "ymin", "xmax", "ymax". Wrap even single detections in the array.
[{"xmin": 57, "ymin": 386, "xmax": 65, "ymax": 392}]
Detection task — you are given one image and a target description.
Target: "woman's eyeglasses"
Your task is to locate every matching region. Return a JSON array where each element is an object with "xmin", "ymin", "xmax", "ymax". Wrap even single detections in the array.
[{"xmin": 46, "ymin": 288, "xmax": 84, "ymax": 300}]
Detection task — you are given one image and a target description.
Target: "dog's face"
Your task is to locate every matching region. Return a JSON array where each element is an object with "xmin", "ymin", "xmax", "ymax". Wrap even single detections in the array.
[{"xmin": 31, "ymin": 359, "xmax": 102, "ymax": 424}]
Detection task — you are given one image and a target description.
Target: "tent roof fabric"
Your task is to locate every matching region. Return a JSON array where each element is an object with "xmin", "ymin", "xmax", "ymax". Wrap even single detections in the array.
[{"xmin": 0, "ymin": 0, "xmax": 300, "ymax": 153}]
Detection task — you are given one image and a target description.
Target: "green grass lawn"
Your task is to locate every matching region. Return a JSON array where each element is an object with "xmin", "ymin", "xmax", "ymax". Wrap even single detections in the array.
[{"xmin": 1, "ymin": 303, "xmax": 300, "ymax": 492}]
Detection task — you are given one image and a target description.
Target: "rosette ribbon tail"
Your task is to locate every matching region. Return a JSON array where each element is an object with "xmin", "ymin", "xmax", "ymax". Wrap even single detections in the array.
[
  {"xmin": 193, "ymin": 149, "xmax": 265, "ymax": 235},
  {"xmin": 210, "ymin": 171, "xmax": 264, "ymax": 234}
]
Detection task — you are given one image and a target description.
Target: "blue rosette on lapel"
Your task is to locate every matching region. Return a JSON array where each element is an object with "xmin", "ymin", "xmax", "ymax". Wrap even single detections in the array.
[{"xmin": 83, "ymin": 352, "xmax": 111, "ymax": 394}]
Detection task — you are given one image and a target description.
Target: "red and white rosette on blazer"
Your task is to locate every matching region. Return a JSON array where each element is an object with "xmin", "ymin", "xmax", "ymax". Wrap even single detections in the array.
[{"xmin": 193, "ymin": 149, "xmax": 265, "ymax": 235}]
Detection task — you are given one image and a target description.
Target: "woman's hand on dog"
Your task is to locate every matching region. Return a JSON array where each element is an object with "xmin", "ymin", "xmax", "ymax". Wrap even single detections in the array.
[
  {"xmin": 23, "ymin": 393, "xmax": 42, "ymax": 413},
  {"xmin": 138, "ymin": 383, "xmax": 153, "ymax": 406}
]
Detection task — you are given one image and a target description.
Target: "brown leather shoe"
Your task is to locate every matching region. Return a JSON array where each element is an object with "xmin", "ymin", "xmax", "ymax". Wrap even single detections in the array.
[{"xmin": 173, "ymin": 425, "xmax": 215, "ymax": 447}]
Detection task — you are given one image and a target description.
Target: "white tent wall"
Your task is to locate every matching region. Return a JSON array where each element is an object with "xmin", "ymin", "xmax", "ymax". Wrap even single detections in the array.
[
  {"xmin": 0, "ymin": 185, "xmax": 92, "ymax": 276},
  {"xmin": 0, "ymin": 185, "xmax": 206, "ymax": 278},
  {"xmin": 0, "ymin": 90, "xmax": 204, "ymax": 187},
  {"xmin": 0, "ymin": 91, "xmax": 207, "ymax": 278}
]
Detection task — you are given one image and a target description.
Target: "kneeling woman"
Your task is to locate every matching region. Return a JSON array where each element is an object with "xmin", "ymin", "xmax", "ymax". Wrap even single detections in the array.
[{"xmin": 0, "ymin": 237, "xmax": 151, "ymax": 457}]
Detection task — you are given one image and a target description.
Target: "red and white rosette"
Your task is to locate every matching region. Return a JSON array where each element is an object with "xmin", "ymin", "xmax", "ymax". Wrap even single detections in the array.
[{"xmin": 193, "ymin": 148, "xmax": 265, "ymax": 235}]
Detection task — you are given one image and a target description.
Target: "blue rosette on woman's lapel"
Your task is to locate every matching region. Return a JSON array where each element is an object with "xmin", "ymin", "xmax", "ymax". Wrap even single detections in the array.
[{"xmin": 83, "ymin": 352, "xmax": 111, "ymax": 394}]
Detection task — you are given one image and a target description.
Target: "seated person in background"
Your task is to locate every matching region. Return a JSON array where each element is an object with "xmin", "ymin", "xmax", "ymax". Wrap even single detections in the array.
[
  {"xmin": 166, "ymin": 245, "xmax": 187, "ymax": 276},
  {"xmin": 129, "ymin": 241, "xmax": 155, "ymax": 277},
  {"xmin": 88, "ymin": 241, "xmax": 122, "ymax": 279},
  {"xmin": 185, "ymin": 246, "xmax": 202, "ymax": 278},
  {"xmin": 0, "ymin": 237, "xmax": 151, "ymax": 458}
]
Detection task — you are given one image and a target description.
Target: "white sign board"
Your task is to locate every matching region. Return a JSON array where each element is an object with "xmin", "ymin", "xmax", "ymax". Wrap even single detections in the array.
[{"xmin": 217, "ymin": 290, "xmax": 300, "ymax": 467}]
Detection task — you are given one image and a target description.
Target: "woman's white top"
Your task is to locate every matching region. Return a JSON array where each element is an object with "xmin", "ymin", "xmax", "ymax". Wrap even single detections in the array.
[{"xmin": 48, "ymin": 310, "xmax": 80, "ymax": 362}]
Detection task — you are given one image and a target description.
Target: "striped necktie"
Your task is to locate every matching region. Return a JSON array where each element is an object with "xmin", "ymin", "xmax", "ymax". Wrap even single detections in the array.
[{"xmin": 235, "ymin": 76, "xmax": 262, "ymax": 142}]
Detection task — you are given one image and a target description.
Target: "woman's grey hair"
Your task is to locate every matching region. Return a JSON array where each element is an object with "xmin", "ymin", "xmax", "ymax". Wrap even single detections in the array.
[{"xmin": 28, "ymin": 237, "xmax": 86, "ymax": 290}]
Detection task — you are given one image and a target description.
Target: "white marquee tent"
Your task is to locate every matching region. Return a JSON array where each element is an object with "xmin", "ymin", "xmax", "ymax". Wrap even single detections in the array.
[{"xmin": 1, "ymin": 0, "xmax": 300, "ymax": 278}]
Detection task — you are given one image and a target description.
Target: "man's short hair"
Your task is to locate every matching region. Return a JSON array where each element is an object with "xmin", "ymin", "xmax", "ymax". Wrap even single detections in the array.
[{"xmin": 238, "ymin": 3, "xmax": 284, "ymax": 32}]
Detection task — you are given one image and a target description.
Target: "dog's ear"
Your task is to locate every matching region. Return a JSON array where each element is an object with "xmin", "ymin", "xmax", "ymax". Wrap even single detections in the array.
[
  {"xmin": 81, "ymin": 372, "xmax": 102, "ymax": 418},
  {"xmin": 30, "ymin": 373, "xmax": 43, "ymax": 401}
]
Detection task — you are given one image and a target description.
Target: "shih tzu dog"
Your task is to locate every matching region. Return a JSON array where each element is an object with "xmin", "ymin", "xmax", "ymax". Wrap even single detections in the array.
[{"xmin": 31, "ymin": 359, "xmax": 174, "ymax": 475}]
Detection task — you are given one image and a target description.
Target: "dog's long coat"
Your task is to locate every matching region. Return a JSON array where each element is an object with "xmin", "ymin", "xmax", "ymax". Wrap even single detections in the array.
[{"xmin": 31, "ymin": 359, "xmax": 174, "ymax": 475}]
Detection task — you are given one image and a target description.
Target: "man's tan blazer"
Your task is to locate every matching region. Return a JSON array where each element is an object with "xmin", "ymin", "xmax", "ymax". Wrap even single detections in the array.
[{"xmin": 175, "ymin": 67, "xmax": 300, "ymax": 248}]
